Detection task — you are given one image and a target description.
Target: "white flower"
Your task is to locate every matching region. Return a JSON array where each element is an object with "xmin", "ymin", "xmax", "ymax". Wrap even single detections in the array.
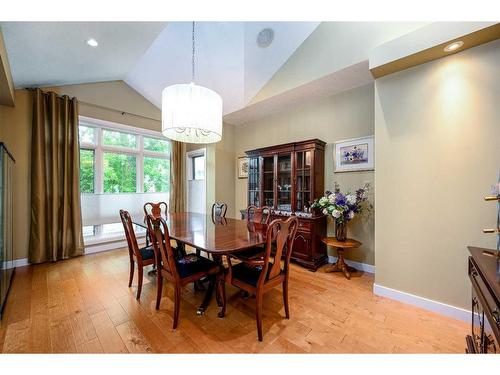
[
  {"xmin": 322, "ymin": 208, "xmax": 328, "ymax": 215},
  {"xmin": 328, "ymin": 194, "xmax": 336, "ymax": 204},
  {"xmin": 348, "ymin": 211, "xmax": 355, "ymax": 220},
  {"xmin": 332, "ymin": 210, "xmax": 341, "ymax": 218},
  {"xmin": 346, "ymin": 194, "xmax": 356, "ymax": 205},
  {"xmin": 319, "ymin": 197, "xmax": 329, "ymax": 206}
]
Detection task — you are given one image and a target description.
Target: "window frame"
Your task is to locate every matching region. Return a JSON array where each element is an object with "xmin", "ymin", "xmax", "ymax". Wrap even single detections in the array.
[
  {"xmin": 79, "ymin": 116, "xmax": 170, "ymax": 241},
  {"xmin": 192, "ymin": 155, "xmax": 205, "ymax": 180},
  {"xmin": 79, "ymin": 116, "xmax": 170, "ymax": 195}
]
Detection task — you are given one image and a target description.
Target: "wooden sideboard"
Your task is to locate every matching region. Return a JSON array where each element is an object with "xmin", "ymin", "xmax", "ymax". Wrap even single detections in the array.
[
  {"xmin": 242, "ymin": 139, "xmax": 328, "ymax": 271},
  {"xmin": 466, "ymin": 246, "xmax": 499, "ymax": 354}
]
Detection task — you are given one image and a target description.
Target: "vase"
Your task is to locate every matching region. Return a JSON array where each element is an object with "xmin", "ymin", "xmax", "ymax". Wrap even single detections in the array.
[{"xmin": 335, "ymin": 221, "xmax": 347, "ymax": 241}]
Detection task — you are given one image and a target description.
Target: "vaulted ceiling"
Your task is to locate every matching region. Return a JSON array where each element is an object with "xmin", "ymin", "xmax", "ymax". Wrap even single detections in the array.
[{"xmin": 0, "ymin": 21, "xmax": 319, "ymax": 115}]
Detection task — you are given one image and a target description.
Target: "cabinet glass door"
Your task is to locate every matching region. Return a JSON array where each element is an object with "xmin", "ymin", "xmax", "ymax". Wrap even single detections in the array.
[
  {"xmin": 247, "ymin": 157, "xmax": 260, "ymax": 206},
  {"xmin": 296, "ymin": 150, "xmax": 312, "ymax": 212},
  {"xmin": 277, "ymin": 154, "xmax": 292, "ymax": 211},
  {"xmin": 263, "ymin": 156, "xmax": 275, "ymax": 207}
]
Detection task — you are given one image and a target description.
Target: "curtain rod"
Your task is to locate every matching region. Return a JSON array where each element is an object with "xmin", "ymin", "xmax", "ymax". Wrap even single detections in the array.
[{"xmin": 24, "ymin": 87, "xmax": 161, "ymax": 123}]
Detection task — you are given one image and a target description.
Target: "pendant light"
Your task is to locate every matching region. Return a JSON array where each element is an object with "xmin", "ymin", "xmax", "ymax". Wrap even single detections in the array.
[{"xmin": 162, "ymin": 22, "xmax": 223, "ymax": 144}]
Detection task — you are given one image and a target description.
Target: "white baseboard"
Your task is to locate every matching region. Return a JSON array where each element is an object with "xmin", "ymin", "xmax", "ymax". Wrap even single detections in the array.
[
  {"xmin": 10, "ymin": 238, "xmax": 145, "ymax": 266},
  {"xmin": 328, "ymin": 255, "xmax": 375, "ymax": 274},
  {"xmin": 13, "ymin": 258, "xmax": 29, "ymax": 267},
  {"xmin": 85, "ymin": 238, "xmax": 145, "ymax": 255},
  {"xmin": 373, "ymin": 283, "xmax": 471, "ymax": 322}
]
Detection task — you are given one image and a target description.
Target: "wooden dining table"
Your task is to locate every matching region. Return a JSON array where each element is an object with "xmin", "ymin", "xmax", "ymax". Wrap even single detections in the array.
[{"xmin": 132, "ymin": 212, "xmax": 268, "ymax": 315}]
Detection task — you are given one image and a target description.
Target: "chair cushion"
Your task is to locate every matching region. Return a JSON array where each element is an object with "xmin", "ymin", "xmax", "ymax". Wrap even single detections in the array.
[
  {"xmin": 175, "ymin": 254, "xmax": 218, "ymax": 279},
  {"xmin": 232, "ymin": 262, "xmax": 277, "ymax": 287},
  {"xmin": 139, "ymin": 246, "xmax": 155, "ymax": 260}
]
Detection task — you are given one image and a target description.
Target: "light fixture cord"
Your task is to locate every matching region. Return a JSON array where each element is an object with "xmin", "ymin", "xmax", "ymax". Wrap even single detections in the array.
[{"xmin": 192, "ymin": 21, "xmax": 195, "ymax": 82}]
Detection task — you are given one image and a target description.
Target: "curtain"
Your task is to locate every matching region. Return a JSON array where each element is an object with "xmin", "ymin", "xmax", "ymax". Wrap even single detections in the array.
[
  {"xmin": 29, "ymin": 89, "xmax": 84, "ymax": 263},
  {"xmin": 169, "ymin": 140, "xmax": 186, "ymax": 212}
]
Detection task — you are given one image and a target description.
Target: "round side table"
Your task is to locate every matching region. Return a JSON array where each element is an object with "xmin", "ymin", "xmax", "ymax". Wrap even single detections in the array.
[{"xmin": 321, "ymin": 237, "xmax": 362, "ymax": 279}]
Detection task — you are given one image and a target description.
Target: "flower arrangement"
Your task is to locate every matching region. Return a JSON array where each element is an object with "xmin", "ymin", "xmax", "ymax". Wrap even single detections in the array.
[{"xmin": 312, "ymin": 182, "xmax": 372, "ymax": 240}]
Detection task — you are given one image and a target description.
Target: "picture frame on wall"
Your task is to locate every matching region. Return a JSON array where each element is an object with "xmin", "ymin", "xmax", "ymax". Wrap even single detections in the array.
[
  {"xmin": 238, "ymin": 157, "xmax": 249, "ymax": 179},
  {"xmin": 334, "ymin": 135, "xmax": 374, "ymax": 172}
]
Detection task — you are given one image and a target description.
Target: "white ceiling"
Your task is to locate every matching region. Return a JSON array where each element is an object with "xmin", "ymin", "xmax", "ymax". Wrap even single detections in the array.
[
  {"xmin": 0, "ymin": 21, "xmax": 319, "ymax": 115},
  {"xmin": 126, "ymin": 22, "xmax": 319, "ymax": 114},
  {"xmin": 0, "ymin": 22, "xmax": 167, "ymax": 88}
]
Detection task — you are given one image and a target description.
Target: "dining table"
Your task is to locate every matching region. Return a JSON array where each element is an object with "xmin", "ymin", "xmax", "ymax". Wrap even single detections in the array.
[{"xmin": 132, "ymin": 212, "xmax": 268, "ymax": 315}]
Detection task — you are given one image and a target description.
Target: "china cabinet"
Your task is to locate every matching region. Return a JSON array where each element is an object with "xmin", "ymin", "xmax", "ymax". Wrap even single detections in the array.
[{"xmin": 243, "ymin": 139, "xmax": 327, "ymax": 270}]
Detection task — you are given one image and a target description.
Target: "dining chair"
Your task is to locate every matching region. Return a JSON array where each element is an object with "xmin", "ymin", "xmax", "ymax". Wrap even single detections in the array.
[
  {"xmin": 246, "ymin": 205, "xmax": 271, "ymax": 225},
  {"xmin": 211, "ymin": 202, "xmax": 227, "ymax": 220},
  {"xmin": 144, "ymin": 201, "xmax": 184, "ymax": 257},
  {"xmin": 235, "ymin": 205, "xmax": 273, "ymax": 260},
  {"xmin": 224, "ymin": 215, "xmax": 298, "ymax": 341},
  {"xmin": 143, "ymin": 201, "xmax": 168, "ymax": 247},
  {"xmin": 119, "ymin": 209, "xmax": 156, "ymax": 300},
  {"xmin": 143, "ymin": 201, "xmax": 168, "ymax": 218},
  {"xmin": 146, "ymin": 214, "xmax": 226, "ymax": 329}
]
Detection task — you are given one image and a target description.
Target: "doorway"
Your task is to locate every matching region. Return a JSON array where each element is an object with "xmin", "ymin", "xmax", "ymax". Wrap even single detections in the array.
[{"xmin": 186, "ymin": 148, "xmax": 206, "ymax": 214}]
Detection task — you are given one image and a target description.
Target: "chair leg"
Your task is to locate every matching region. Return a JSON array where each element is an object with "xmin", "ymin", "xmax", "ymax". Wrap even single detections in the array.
[
  {"xmin": 156, "ymin": 274, "xmax": 163, "ymax": 310},
  {"xmin": 136, "ymin": 266, "xmax": 143, "ymax": 300},
  {"xmin": 283, "ymin": 279, "xmax": 290, "ymax": 319},
  {"xmin": 128, "ymin": 260, "xmax": 134, "ymax": 287},
  {"xmin": 173, "ymin": 286, "xmax": 181, "ymax": 329},
  {"xmin": 255, "ymin": 291, "xmax": 264, "ymax": 342}
]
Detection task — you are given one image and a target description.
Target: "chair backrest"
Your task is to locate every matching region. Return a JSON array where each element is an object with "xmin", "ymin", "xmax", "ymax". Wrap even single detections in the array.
[
  {"xmin": 143, "ymin": 201, "xmax": 168, "ymax": 219},
  {"xmin": 246, "ymin": 205, "xmax": 271, "ymax": 225},
  {"xmin": 258, "ymin": 216, "xmax": 298, "ymax": 286},
  {"xmin": 119, "ymin": 209, "xmax": 141, "ymax": 260},
  {"xmin": 145, "ymin": 214, "xmax": 179, "ymax": 279},
  {"xmin": 211, "ymin": 202, "xmax": 227, "ymax": 220}
]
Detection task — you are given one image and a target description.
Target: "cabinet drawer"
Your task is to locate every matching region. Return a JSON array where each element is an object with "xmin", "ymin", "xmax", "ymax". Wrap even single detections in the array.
[{"xmin": 297, "ymin": 220, "xmax": 312, "ymax": 231}]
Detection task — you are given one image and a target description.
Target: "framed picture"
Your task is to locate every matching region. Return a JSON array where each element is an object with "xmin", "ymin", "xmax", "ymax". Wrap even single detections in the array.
[
  {"xmin": 334, "ymin": 136, "xmax": 374, "ymax": 172},
  {"xmin": 238, "ymin": 157, "xmax": 249, "ymax": 178}
]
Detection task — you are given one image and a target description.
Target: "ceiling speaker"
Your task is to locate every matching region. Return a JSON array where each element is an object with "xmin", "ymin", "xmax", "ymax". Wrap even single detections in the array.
[{"xmin": 257, "ymin": 28, "xmax": 274, "ymax": 48}]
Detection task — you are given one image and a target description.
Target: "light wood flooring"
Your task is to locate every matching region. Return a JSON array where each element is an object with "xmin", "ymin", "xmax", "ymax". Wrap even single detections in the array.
[{"xmin": 0, "ymin": 248, "xmax": 468, "ymax": 353}]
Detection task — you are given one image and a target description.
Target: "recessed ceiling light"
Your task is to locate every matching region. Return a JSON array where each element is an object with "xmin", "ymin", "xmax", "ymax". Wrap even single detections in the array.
[
  {"xmin": 86, "ymin": 38, "xmax": 98, "ymax": 47},
  {"xmin": 443, "ymin": 40, "xmax": 464, "ymax": 53}
]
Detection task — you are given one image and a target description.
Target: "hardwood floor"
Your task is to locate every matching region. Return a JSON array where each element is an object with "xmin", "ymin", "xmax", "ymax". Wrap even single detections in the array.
[{"xmin": 0, "ymin": 248, "xmax": 468, "ymax": 353}]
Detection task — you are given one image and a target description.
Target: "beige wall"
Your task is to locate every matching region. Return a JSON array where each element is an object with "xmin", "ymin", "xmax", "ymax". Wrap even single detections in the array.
[
  {"xmin": 375, "ymin": 40, "xmax": 500, "ymax": 309},
  {"xmin": 0, "ymin": 81, "xmax": 162, "ymax": 260},
  {"xmin": 235, "ymin": 84, "xmax": 375, "ymax": 265},
  {"xmin": 0, "ymin": 90, "xmax": 31, "ymax": 260},
  {"xmin": 0, "ymin": 29, "xmax": 15, "ymax": 106},
  {"xmin": 44, "ymin": 80, "xmax": 161, "ymax": 132},
  {"xmin": 186, "ymin": 123, "xmax": 236, "ymax": 218}
]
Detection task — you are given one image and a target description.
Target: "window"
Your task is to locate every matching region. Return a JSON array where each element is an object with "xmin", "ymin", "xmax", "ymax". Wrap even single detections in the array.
[
  {"xmin": 78, "ymin": 118, "xmax": 171, "ymax": 240},
  {"xmin": 103, "ymin": 129, "xmax": 137, "ymax": 149},
  {"xmin": 79, "ymin": 149, "xmax": 95, "ymax": 193},
  {"xmin": 103, "ymin": 153, "xmax": 137, "ymax": 193},
  {"xmin": 144, "ymin": 156, "xmax": 169, "ymax": 192},
  {"xmin": 193, "ymin": 155, "xmax": 205, "ymax": 180}
]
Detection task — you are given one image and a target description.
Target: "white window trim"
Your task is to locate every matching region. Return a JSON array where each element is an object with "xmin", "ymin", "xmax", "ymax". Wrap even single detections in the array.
[
  {"xmin": 79, "ymin": 115, "xmax": 171, "ymax": 242},
  {"xmin": 79, "ymin": 115, "xmax": 170, "ymax": 195}
]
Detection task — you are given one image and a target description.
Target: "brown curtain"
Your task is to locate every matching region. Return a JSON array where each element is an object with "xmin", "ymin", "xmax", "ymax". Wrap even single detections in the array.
[
  {"xmin": 29, "ymin": 88, "xmax": 84, "ymax": 263},
  {"xmin": 169, "ymin": 140, "xmax": 186, "ymax": 212}
]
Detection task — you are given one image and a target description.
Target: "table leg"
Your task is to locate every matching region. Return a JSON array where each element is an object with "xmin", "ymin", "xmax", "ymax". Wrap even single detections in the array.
[
  {"xmin": 177, "ymin": 242, "xmax": 187, "ymax": 257},
  {"xmin": 324, "ymin": 248, "xmax": 353, "ymax": 279},
  {"xmin": 196, "ymin": 275, "xmax": 216, "ymax": 315},
  {"xmin": 196, "ymin": 255, "xmax": 225, "ymax": 316}
]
